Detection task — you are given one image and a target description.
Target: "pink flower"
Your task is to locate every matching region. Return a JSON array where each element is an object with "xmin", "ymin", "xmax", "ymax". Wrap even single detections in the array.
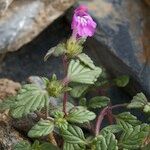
[{"xmin": 71, "ymin": 5, "xmax": 97, "ymax": 38}]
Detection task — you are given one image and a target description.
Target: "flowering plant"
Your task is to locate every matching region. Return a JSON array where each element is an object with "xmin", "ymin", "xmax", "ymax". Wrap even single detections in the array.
[{"xmin": 0, "ymin": 6, "xmax": 150, "ymax": 150}]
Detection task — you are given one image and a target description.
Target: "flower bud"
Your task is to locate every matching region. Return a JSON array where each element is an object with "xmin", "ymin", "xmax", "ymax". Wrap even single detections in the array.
[
  {"xmin": 47, "ymin": 80, "xmax": 64, "ymax": 98},
  {"xmin": 65, "ymin": 38, "xmax": 83, "ymax": 58}
]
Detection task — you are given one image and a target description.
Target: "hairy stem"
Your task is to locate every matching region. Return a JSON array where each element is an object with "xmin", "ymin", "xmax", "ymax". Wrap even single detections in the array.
[
  {"xmin": 62, "ymin": 55, "xmax": 68, "ymax": 74},
  {"xmin": 62, "ymin": 55, "xmax": 68, "ymax": 116},
  {"xmin": 107, "ymin": 108, "xmax": 114, "ymax": 125},
  {"xmin": 110, "ymin": 103, "xmax": 128, "ymax": 109},
  {"xmin": 63, "ymin": 92, "xmax": 68, "ymax": 116},
  {"xmin": 95, "ymin": 103, "xmax": 128, "ymax": 136},
  {"xmin": 95, "ymin": 106, "xmax": 108, "ymax": 136}
]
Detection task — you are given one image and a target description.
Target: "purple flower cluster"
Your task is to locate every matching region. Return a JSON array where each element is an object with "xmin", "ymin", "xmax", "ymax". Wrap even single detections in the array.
[{"xmin": 71, "ymin": 5, "xmax": 97, "ymax": 38}]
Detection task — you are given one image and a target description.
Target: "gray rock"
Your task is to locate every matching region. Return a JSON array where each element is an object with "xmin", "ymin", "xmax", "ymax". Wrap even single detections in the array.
[
  {"xmin": 70, "ymin": 0, "xmax": 150, "ymax": 97},
  {"xmin": 0, "ymin": 0, "xmax": 75, "ymax": 54},
  {"xmin": 0, "ymin": 0, "xmax": 14, "ymax": 16}
]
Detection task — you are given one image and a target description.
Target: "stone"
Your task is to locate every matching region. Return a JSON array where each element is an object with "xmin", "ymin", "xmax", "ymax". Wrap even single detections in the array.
[
  {"xmin": 0, "ymin": 112, "xmax": 25, "ymax": 150},
  {"xmin": 0, "ymin": 0, "xmax": 14, "ymax": 16},
  {"xmin": 0, "ymin": 78, "xmax": 21, "ymax": 100},
  {"xmin": 0, "ymin": 0, "xmax": 75, "ymax": 54},
  {"xmin": 0, "ymin": 16, "xmax": 69, "ymax": 81},
  {"xmin": 144, "ymin": 0, "xmax": 150, "ymax": 6},
  {"xmin": 69, "ymin": 0, "xmax": 150, "ymax": 97}
]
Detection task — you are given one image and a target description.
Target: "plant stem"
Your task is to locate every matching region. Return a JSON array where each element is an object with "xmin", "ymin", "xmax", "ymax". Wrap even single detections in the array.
[
  {"xmin": 107, "ymin": 108, "xmax": 114, "ymax": 125},
  {"xmin": 63, "ymin": 92, "xmax": 68, "ymax": 116},
  {"xmin": 95, "ymin": 103, "xmax": 128, "ymax": 136},
  {"xmin": 110, "ymin": 103, "xmax": 128, "ymax": 109},
  {"xmin": 62, "ymin": 55, "xmax": 68, "ymax": 116},
  {"xmin": 62, "ymin": 55, "xmax": 68, "ymax": 74},
  {"xmin": 95, "ymin": 106, "xmax": 108, "ymax": 136}
]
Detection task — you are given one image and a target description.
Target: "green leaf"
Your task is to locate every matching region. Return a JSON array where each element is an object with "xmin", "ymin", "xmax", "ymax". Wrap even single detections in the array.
[
  {"xmin": 92, "ymin": 132, "xmax": 118, "ymax": 150},
  {"xmin": 67, "ymin": 106, "xmax": 96, "ymax": 123},
  {"xmin": 31, "ymin": 140, "xmax": 41, "ymax": 149},
  {"xmin": 10, "ymin": 84, "xmax": 49, "ymax": 118},
  {"xmin": 77, "ymin": 53, "xmax": 96, "ymax": 69},
  {"xmin": 79, "ymin": 98, "xmax": 87, "ymax": 107},
  {"xmin": 53, "ymin": 111, "xmax": 68, "ymax": 130},
  {"xmin": 51, "ymin": 102, "xmax": 74, "ymax": 116},
  {"xmin": 63, "ymin": 142, "xmax": 85, "ymax": 150},
  {"xmin": 14, "ymin": 140, "xmax": 59, "ymax": 150},
  {"xmin": 113, "ymin": 75, "xmax": 129, "ymax": 87},
  {"xmin": 61, "ymin": 124, "xmax": 86, "ymax": 144},
  {"xmin": 40, "ymin": 142, "xmax": 59, "ymax": 150},
  {"xmin": 28, "ymin": 119, "xmax": 54, "ymax": 138},
  {"xmin": 88, "ymin": 96, "xmax": 110, "ymax": 109},
  {"xmin": 116, "ymin": 112, "xmax": 141, "ymax": 129},
  {"xmin": 70, "ymin": 84, "xmax": 89, "ymax": 98},
  {"xmin": 119, "ymin": 124, "xmax": 150, "ymax": 149},
  {"xmin": 14, "ymin": 141, "xmax": 31, "ymax": 150},
  {"xmin": 127, "ymin": 93, "xmax": 150, "ymax": 113},
  {"xmin": 44, "ymin": 43, "xmax": 66, "ymax": 61},
  {"xmin": 28, "ymin": 76, "xmax": 49, "ymax": 89},
  {"xmin": 127, "ymin": 93, "xmax": 148, "ymax": 109},
  {"xmin": 143, "ymin": 103, "xmax": 150, "ymax": 113},
  {"xmin": 67, "ymin": 59, "xmax": 102, "ymax": 84},
  {"xmin": 101, "ymin": 125, "xmax": 122, "ymax": 134}
]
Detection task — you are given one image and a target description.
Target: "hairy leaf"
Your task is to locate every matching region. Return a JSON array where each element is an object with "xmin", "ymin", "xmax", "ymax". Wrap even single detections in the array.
[
  {"xmin": 101, "ymin": 125, "xmax": 122, "ymax": 134},
  {"xmin": 9, "ymin": 84, "xmax": 49, "ymax": 118},
  {"xmin": 63, "ymin": 142, "xmax": 85, "ymax": 150},
  {"xmin": 79, "ymin": 98, "xmax": 87, "ymax": 107},
  {"xmin": 127, "ymin": 93, "xmax": 148, "ymax": 109},
  {"xmin": 70, "ymin": 84, "xmax": 89, "ymax": 98},
  {"xmin": 92, "ymin": 132, "xmax": 118, "ymax": 150},
  {"xmin": 53, "ymin": 111, "xmax": 68, "ymax": 130},
  {"xmin": 28, "ymin": 119, "xmax": 54, "ymax": 138},
  {"xmin": 14, "ymin": 141, "xmax": 31, "ymax": 150},
  {"xmin": 44, "ymin": 43, "xmax": 66, "ymax": 61},
  {"xmin": 61, "ymin": 124, "xmax": 86, "ymax": 144},
  {"xmin": 51, "ymin": 102, "xmax": 74, "ymax": 116},
  {"xmin": 67, "ymin": 106, "xmax": 96, "ymax": 123},
  {"xmin": 113, "ymin": 75, "xmax": 129, "ymax": 87},
  {"xmin": 67, "ymin": 59, "xmax": 102, "ymax": 84},
  {"xmin": 127, "ymin": 93, "xmax": 150, "ymax": 113},
  {"xmin": 77, "ymin": 53, "xmax": 96, "ymax": 69},
  {"xmin": 116, "ymin": 112, "xmax": 141, "ymax": 130},
  {"xmin": 88, "ymin": 96, "xmax": 110, "ymax": 109},
  {"xmin": 14, "ymin": 140, "xmax": 59, "ymax": 150},
  {"xmin": 119, "ymin": 124, "xmax": 150, "ymax": 149},
  {"xmin": 40, "ymin": 142, "xmax": 59, "ymax": 150}
]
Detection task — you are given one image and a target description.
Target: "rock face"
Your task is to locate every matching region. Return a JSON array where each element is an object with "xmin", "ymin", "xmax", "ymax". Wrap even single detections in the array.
[
  {"xmin": 70, "ymin": 0, "xmax": 150, "ymax": 97},
  {"xmin": 0, "ymin": 0, "xmax": 13, "ymax": 16},
  {"xmin": 0, "ymin": 0, "xmax": 75, "ymax": 54},
  {"xmin": 0, "ymin": 78, "xmax": 21, "ymax": 100}
]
